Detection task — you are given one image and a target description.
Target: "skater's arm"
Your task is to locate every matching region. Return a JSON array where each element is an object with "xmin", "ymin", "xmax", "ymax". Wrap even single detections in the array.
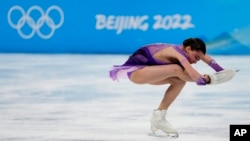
[
  {"xmin": 163, "ymin": 48, "xmax": 208, "ymax": 85},
  {"xmin": 177, "ymin": 55, "xmax": 202, "ymax": 81},
  {"xmin": 201, "ymin": 55, "xmax": 224, "ymax": 72},
  {"xmin": 167, "ymin": 48, "xmax": 203, "ymax": 81},
  {"xmin": 179, "ymin": 57, "xmax": 210, "ymax": 85}
]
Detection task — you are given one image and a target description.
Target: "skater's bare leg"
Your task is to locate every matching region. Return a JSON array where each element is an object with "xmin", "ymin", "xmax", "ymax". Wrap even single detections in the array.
[
  {"xmin": 129, "ymin": 65, "xmax": 188, "ymax": 136},
  {"xmin": 130, "ymin": 65, "xmax": 188, "ymax": 110},
  {"xmin": 130, "ymin": 65, "xmax": 187, "ymax": 110},
  {"xmin": 150, "ymin": 78, "xmax": 184, "ymax": 136},
  {"xmin": 129, "ymin": 64, "xmax": 193, "ymax": 84},
  {"xmin": 157, "ymin": 78, "xmax": 186, "ymax": 110}
]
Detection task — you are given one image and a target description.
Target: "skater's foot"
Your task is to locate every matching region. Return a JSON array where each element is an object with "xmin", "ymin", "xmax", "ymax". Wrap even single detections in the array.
[{"xmin": 150, "ymin": 110, "xmax": 178, "ymax": 137}]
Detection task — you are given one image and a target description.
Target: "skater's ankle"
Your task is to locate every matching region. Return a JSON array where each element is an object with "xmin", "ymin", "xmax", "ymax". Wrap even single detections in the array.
[{"xmin": 157, "ymin": 108, "xmax": 168, "ymax": 111}]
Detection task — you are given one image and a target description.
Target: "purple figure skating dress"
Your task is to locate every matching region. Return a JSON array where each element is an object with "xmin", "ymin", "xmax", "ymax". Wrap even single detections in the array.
[{"xmin": 109, "ymin": 43, "xmax": 188, "ymax": 81}]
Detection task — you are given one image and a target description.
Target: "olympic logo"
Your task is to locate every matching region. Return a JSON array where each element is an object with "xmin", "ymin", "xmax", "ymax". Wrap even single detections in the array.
[{"xmin": 7, "ymin": 5, "xmax": 64, "ymax": 39}]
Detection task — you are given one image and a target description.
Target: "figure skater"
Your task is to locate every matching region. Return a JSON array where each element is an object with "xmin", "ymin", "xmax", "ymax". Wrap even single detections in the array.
[{"xmin": 109, "ymin": 38, "xmax": 224, "ymax": 137}]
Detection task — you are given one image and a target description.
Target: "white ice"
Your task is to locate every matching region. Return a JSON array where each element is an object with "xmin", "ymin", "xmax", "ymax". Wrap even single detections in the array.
[{"xmin": 0, "ymin": 54, "xmax": 249, "ymax": 141}]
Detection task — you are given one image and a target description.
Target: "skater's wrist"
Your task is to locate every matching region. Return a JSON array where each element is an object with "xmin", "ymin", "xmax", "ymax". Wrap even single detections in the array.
[
  {"xmin": 209, "ymin": 59, "xmax": 224, "ymax": 72},
  {"xmin": 196, "ymin": 75, "xmax": 210, "ymax": 85},
  {"xmin": 196, "ymin": 77, "xmax": 206, "ymax": 85}
]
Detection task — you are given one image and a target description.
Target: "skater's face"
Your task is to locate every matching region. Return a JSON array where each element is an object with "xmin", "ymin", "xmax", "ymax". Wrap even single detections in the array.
[{"xmin": 186, "ymin": 46, "xmax": 204, "ymax": 64}]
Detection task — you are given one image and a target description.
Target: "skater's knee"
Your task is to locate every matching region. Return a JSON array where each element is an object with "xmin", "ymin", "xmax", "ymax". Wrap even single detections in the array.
[
  {"xmin": 169, "ymin": 77, "xmax": 186, "ymax": 86},
  {"xmin": 171, "ymin": 65, "xmax": 185, "ymax": 74}
]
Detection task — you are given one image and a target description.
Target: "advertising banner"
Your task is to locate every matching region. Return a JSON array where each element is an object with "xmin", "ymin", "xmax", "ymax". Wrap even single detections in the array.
[{"xmin": 0, "ymin": 0, "xmax": 249, "ymax": 54}]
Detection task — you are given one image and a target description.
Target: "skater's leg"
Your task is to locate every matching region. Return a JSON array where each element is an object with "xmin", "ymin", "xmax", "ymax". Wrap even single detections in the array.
[
  {"xmin": 129, "ymin": 64, "xmax": 193, "ymax": 84},
  {"xmin": 129, "ymin": 64, "xmax": 187, "ymax": 136},
  {"xmin": 150, "ymin": 78, "xmax": 185, "ymax": 137},
  {"xmin": 148, "ymin": 77, "xmax": 186, "ymax": 109},
  {"xmin": 151, "ymin": 109, "xmax": 179, "ymax": 137},
  {"xmin": 158, "ymin": 78, "xmax": 186, "ymax": 110}
]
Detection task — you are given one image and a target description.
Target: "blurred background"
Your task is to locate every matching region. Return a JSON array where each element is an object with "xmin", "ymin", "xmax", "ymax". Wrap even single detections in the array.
[{"xmin": 1, "ymin": 0, "xmax": 250, "ymax": 54}]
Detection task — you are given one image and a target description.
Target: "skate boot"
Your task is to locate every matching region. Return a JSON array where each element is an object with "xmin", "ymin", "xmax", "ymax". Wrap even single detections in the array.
[{"xmin": 150, "ymin": 109, "xmax": 179, "ymax": 137}]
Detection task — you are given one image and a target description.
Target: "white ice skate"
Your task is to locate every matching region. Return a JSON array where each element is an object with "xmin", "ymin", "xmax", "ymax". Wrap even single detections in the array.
[
  {"xmin": 149, "ymin": 109, "xmax": 179, "ymax": 138},
  {"xmin": 208, "ymin": 69, "xmax": 238, "ymax": 85}
]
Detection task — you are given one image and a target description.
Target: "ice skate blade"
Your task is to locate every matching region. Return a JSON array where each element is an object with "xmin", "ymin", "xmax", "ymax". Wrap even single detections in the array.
[{"xmin": 148, "ymin": 132, "xmax": 179, "ymax": 138}]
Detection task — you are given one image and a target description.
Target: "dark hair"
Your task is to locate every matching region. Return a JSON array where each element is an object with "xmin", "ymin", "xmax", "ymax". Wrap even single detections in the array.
[{"xmin": 183, "ymin": 38, "xmax": 206, "ymax": 54}]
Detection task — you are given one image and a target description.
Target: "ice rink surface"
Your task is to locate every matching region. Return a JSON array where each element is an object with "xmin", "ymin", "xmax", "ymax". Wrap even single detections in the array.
[{"xmin": 0, "ymin": 54, "xmax": 249, "ymax": 141}]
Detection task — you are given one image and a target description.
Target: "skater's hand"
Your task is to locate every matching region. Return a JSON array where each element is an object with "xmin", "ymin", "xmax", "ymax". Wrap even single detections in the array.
[
  {"xmin": 196, "ymin": 75, "xmax": 210, "ymax": 86},
  {"xmin": 203, "ymin": 74, "xmax": 210, "ymax": 83}
]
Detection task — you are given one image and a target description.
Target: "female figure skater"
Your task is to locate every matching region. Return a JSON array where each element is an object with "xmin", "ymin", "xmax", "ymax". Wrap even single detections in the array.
[{"xmin": 109, "ymin": 38, "xmax": 224, "ymax": 136}]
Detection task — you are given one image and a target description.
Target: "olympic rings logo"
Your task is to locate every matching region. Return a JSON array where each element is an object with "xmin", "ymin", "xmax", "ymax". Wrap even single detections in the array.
[{"xmin": 7, "ymin": 5, "xmax": 64, "ymax": 39}]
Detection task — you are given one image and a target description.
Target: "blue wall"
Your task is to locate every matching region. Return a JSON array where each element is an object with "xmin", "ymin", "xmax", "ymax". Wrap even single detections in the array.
[{"xmin": 1, "ymin": 0, "xmax": 250, "ymax": 54}]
